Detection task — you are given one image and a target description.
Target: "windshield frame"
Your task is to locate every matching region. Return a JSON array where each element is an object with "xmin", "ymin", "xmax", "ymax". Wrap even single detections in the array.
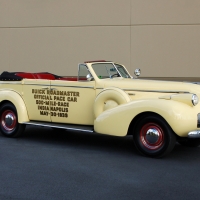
[{"xmin": 91, "ymin": 62, "xmax": 131, "ymax": 79}]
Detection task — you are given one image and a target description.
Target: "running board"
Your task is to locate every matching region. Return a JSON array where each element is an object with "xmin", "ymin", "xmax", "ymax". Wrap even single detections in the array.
[{"xmin": 23, "ymin": 121, "xmax": 94, "ymax": 133}]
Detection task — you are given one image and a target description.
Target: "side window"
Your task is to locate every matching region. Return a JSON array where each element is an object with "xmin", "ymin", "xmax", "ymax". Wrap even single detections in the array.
[{"xmin": 78, "ymin": 64, "xmax": 93, "ymax": 81}]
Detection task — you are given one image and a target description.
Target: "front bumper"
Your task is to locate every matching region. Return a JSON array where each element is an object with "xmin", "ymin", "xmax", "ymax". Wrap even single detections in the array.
[{"xmin": 188, "ymin": 130, "xmax": 200, "ymax": 138}]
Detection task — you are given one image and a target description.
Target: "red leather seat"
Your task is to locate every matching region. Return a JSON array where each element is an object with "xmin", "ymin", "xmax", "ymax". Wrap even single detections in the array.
[
  {"xmin": 34, "ymin": 73, "xmax": 55, "ymax": 80},
  {"xmin": 15, "ymin": 73, "xmax": 36, "ymax": 79}
]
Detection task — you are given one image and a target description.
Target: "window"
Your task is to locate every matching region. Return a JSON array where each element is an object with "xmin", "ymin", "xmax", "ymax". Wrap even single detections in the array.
[{"xmin": 78, "ymin": 64, "xmax": 93, "ymax": 81}]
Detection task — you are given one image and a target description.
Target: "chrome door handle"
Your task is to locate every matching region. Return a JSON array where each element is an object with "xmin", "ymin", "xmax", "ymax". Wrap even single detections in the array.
[
  {"xmin": 42, "ymin": 87, "xmax": 49, "ymax": 90},
  {"xmin": 50, "ymin": 88, "xmax": 58, "ymax": 91}
]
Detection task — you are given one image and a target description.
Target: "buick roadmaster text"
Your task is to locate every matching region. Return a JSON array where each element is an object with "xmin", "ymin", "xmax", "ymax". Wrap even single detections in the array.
[{"xmin": 0, "ymin": 60, "xmax": 200, "ymax": 157}]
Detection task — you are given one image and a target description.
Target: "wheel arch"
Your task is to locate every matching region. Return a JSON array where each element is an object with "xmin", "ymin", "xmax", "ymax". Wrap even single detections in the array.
[
  {"xmin": 0, "ymin": 91, "xmax": 29, "ymax": 123},
  {"xmin": 0, "ymin": 100, "xmax": 11, "ymax": 108},
  {"xmin": 131, "ymin": 112, "xmax": 177, "ymax": 157},
  {"xmin": 127, "ymin": 111, "xmax": 174, "ymax": 136}
]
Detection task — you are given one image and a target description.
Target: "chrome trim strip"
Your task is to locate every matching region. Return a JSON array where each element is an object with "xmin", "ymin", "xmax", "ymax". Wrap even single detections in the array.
[
  {"xmin": 50, "ymin": 85, "xmax": 94, "ymax": 89},
  {"xmin": 24, "ymin": 83, "xmax": 50, "ymax": 86},
  {"xmin": 123, "ymin": 89, "xmax": 189, "ymax": 93},
  {"xmin": 0, "ymin": 82, "xmax": 22, "ymax": 85},
  {"xmin": 23, "ymin": 121, "xmax": 94, "ymax": 133},
  {"xmin": 23, "ymin": 83, "xmax": 94, "ymax": 89},
  {"xmin": 96, "ymin": 88, "xmax": 104, "ymax": 90}
]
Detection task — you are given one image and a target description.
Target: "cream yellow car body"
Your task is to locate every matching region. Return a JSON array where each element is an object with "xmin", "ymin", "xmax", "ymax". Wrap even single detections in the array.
[
  {"xmin": 93, "ymin": 78, "xmax": 200, "ymax": 137},
  {"xmin": 0, "ymin": 61, "xmax": 200, "ymax": 157}
]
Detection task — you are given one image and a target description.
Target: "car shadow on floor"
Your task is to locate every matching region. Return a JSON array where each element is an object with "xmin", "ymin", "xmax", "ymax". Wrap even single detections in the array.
[
  {"xmin": 2, "ymin": 125, "xmax": 200, "ymax": 160},
  {"xmin": 19, "ymin": 125, "xmax": 136, "ymax": 156}
]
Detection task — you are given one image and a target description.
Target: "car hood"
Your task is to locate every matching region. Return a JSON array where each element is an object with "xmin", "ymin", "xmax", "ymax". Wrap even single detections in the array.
[{"xmin": 102, "ymin": 78, "xmax": 200, "ymax": 95}]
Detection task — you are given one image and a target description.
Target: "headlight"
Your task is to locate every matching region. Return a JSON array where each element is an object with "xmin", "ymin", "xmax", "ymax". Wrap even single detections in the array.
[{"xmin": 192, "ymin": 94, "xmax": 199, "ymax": 106}]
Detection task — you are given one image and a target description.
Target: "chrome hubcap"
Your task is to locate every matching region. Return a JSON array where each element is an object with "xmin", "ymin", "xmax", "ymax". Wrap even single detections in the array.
[
  {"xmin": 5, "ymin": 114, "xmax": 15, "ymax": 127},
  {"xmin": 145, "ymin": 128, "xmax": 160, "ymax": 144},
  {"xmin": 140, "ymin": 123, "xmax": 164, "ymax": 150},
  {"xmin": 1, "ymin": 110, "xmax": 17, "ymax": 131}
]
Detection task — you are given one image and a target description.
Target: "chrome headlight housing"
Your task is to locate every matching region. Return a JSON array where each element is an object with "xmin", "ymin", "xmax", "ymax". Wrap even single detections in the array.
[{"xmin": 192, "ymin": 94, "xmax": 199, "ymax": 106}]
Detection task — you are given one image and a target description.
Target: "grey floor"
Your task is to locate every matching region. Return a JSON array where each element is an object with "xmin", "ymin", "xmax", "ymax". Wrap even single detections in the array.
[{"xmin": 0, "ymin": 125, "xmax": 200, "ymax": 200}]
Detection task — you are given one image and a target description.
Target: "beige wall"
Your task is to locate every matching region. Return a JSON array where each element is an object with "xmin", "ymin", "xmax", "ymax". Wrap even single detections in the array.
[
  {"xmin": 0, "ymin": 0, "xmax": 200, "ymax": 77},
  {"xmin": 131, "ymin": 0, "xmax": 200, "ymax": 77}
]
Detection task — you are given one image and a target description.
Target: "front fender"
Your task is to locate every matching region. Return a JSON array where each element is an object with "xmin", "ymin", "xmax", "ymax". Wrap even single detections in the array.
[
  {"xmin": 0, "ymin": 90, "xmax": 29, "ymax": 123},
  {"xmin": 94, "ymin": 99, "xmax": 200, "ymax": 137}
]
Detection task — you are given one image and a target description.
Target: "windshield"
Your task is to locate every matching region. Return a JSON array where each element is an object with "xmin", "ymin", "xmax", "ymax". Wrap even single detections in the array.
[{"xmin": 91, "ymin": 63, "xmax": 131, "ymax": 79}]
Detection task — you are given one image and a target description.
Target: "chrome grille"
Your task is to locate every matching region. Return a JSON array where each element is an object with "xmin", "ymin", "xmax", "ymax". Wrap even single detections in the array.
[{"xmin": 198, "ymin": 113, "xmax": 200, "ymax": 128}]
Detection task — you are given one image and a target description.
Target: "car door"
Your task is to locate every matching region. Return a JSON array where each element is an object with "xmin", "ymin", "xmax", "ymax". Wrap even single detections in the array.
[
  {"xmin": 23, "ymin": 79, "xmax": 51, "ymax": 121},
  {"xmin": 49, "ymin": 80, "xmax": 95, "ymax": 125}
]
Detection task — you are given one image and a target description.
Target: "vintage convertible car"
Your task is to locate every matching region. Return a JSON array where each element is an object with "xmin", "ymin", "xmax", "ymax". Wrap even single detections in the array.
[{"xmin": 0, "ymin": 60, "xmax": 200, "ymax": 157}]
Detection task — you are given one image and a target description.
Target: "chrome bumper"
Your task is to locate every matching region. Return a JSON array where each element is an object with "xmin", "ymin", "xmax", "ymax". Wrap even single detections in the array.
[{"xmin": 188, "ymin": 131, "xmax": 200, "ymax": 138}]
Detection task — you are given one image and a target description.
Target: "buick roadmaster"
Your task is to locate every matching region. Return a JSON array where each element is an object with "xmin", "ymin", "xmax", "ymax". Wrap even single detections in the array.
[{"xmin": 0, "ymin": 60, "xmax": 200, "ymax": 157}]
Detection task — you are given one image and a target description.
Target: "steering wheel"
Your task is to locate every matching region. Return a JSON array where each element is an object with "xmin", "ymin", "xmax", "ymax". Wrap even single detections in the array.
[{"xmin": 111, "ymin": 73, "xmax": 120, "ymax": 78}]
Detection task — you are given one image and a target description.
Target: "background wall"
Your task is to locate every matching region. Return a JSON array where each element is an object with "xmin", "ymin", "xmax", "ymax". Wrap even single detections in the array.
[{"xmin": 0, "ymin": 0, "xmax": 200, "ymax": 78}]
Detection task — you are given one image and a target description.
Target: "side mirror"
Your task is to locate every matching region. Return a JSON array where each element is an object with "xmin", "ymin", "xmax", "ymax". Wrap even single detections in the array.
[
  {"xmin": 134, "ymin": 69, "xmax": 141, "ymax": 77},
  {"xmin": 86, "ymin": 73, "xmax": 93, "ymax": 81}
]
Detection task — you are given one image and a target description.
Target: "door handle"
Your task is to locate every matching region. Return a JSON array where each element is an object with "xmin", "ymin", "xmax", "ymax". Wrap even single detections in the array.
[
  {"xmin": 50, "ymin": 88, "xmax": 58, "ymax": 91},
  {"xmin": 42, "ymin": 87, "xmax": 49, "ymax": 90}
]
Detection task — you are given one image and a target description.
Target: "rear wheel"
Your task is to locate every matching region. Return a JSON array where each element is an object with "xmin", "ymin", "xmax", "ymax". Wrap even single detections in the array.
[
  {"xmin": 0, "ymin": 103, "xmax": 26, "ymax": 137},
  {"xmin": 133, "ymin": 114, "xmax": 176, "ymax": 158}
]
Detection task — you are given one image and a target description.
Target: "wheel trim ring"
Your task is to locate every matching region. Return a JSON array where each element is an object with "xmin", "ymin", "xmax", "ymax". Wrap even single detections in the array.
[
  {"xmin": 1, "ymin": 110, "xmax": 17, "ymax": 132},
  {"xmin": 140, "ymin": 123, "xmax": 164, "ymax": 150}
]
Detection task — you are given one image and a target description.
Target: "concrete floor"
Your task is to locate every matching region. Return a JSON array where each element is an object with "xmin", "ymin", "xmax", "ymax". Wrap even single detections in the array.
[{"xmin": 0, "ymin": 125, "xmax": 200, "ymax": 200}]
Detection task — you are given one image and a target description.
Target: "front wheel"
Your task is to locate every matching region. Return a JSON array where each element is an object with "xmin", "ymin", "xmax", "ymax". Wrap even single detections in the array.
[
  {"xmin": 133, "ymin": 114, "xmax": 176, "ymax": 158},
  {"xmin": 0, "ymin": 103, "xmax": 26, "ymax": 137}
]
